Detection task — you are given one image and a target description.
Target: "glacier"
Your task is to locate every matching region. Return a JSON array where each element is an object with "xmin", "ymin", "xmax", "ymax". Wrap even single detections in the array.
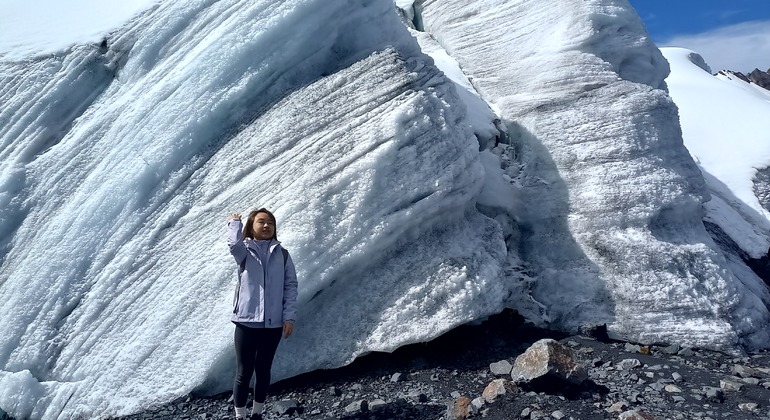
[{"xmin": 0, "ymin": 0, "xmax": 769, "ymax": 418}]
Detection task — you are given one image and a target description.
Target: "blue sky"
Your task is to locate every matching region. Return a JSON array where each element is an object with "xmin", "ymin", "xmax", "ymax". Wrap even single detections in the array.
[{"xmin": 627, "ymin": 0, "xmax": 770, "ymax": 72}]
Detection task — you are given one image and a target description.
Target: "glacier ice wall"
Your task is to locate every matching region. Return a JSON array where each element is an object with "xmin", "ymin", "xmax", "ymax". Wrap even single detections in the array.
[
  {"xmin": 1, "ymin": 0, "xmax": 770, "ymax": 418},
  {"xmin": 412, "ymin": 0, "xmax": 770, "ymax": 348},
  {"xmin": 0, "ymin": 0, "xmax": 514, "ymax": 418}
]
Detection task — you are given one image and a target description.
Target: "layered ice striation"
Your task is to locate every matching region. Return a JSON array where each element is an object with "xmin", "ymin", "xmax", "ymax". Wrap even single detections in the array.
[
  {"xmin": 1, "ymin": 0, "xmax": 769, "ymax": 419},
  {"xmin": 413, "ymin": 0, "xmax": 770, "ymax": 348}
]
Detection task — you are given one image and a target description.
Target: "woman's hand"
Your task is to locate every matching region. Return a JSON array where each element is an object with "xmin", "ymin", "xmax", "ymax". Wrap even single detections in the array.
[
  {"xmin": 228, "ymin": 213, "xmax": 241, "ymax": 221},
  {"xmin": 282, "ymin": 322, "xmax": 294, "ymax": 339}
]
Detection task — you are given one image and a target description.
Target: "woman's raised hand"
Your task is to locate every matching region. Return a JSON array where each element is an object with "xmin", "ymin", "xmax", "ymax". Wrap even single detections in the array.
[{"xmin": 228, "ymin": 213, "xmax": 241, "ymax": 220}]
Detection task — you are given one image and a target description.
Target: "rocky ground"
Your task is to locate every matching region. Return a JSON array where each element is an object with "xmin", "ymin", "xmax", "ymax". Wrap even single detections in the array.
[{"xmin": 112, "ymin": 310, "xmax": 770, "ymax": 420}]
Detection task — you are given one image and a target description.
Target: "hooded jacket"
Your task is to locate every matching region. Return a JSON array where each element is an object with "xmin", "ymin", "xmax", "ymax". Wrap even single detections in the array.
[{"xmin": 227, "ymin": 219, "xmax": 298, "ymax": 327}]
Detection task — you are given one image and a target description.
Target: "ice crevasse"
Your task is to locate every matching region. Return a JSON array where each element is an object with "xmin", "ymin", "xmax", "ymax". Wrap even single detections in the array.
[{"xmin": 0, "ymin": 0, "xmax": 768, "ymax": 419}]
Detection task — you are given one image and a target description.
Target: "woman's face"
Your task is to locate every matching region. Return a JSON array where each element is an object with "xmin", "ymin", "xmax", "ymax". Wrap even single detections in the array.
[{"xmin": 252, "ymin": 212, "xmax": 275, "ymax": 240}]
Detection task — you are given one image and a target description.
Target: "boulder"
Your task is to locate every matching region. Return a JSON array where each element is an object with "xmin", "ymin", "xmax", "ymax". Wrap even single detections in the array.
[
  {"xmin": 510, "ymin": 339, "xmax": 587, "ymax": 387},
  {"xmin": 482, "ymin": 378, "xmax": 516, "ymax": 403},
  {"xmin": 489, "ymin": 360, "xmax": 513, "ymax": 375}
]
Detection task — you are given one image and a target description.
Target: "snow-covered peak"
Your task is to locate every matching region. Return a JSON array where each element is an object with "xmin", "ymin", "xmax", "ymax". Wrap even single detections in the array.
[{"xmin": 662, "ymin": 47, "xmax": 770, "ymax": 258}]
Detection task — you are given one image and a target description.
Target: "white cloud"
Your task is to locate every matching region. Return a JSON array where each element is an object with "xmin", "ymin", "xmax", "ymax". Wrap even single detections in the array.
[{"xmin": 661, "ymin": 20, "xmax": 770, "ymax": 73}]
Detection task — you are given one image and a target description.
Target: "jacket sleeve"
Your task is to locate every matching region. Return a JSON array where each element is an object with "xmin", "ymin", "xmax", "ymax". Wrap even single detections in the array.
[
  {"xmin": 282, "ymin": 249, "xmax": 298, "ymax": 323},
  {"xmin": 227, "ymin": 219, "xmax": 247, "ymax": 266}
]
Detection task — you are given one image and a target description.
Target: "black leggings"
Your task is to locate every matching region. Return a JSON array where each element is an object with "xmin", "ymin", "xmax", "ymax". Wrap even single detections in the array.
[{"xmin": 233, "ymin": 324, "xmax": 283, "ymax": 407}]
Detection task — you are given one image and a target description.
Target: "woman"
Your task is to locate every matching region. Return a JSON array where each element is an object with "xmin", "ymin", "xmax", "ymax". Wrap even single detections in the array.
[{"xmin": 226, "ymin": 208, "xmax": 298, "ymax": 420}]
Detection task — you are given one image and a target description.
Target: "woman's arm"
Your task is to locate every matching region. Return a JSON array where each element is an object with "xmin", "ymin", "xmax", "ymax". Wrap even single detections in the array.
[
  {"xmin": 226, "ymin": 215, "xmax": 247, "ymax": 265},
  {"xmin": 282, "ymin": 250, "xmax": 298, "ymax": 335}
]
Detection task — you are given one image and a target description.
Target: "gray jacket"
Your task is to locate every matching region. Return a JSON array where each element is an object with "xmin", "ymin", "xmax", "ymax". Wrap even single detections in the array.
[{"xmin": 227, "ymin": 219, "xmax": 298, "ymax": 327}]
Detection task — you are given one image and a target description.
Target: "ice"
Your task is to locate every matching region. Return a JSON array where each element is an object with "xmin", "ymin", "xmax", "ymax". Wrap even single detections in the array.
[
  {"xmin": 1, "ymin": 0, "xmax": 770, "ymax": 419},
  {"xmin": 408, "ymin": 30, "xmax": 501, "ymax": 148},
  {"xmin": 415, "ymin": 0, "xmax": 770, "ymax": 348},
  {"xmin": 0, "ymin": 0, "xmax": 512, "ymax": 418}
]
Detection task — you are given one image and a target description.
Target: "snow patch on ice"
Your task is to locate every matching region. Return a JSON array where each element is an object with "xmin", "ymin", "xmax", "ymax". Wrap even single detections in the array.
[{"xmin": 0, "ymin": 0, "xmax": 160, "ymax": 60}]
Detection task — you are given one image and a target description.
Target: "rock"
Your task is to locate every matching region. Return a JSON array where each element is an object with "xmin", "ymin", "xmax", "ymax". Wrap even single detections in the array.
[
  {"xmin": 521, "ymin": 407, "xmax": 532, "ymax": 418},
  {"xmin": 628, "ymin": 391, "xmax": 642, "ymax": 403},
  {"xmin": 471, "ymin": 397, "xmax": 485, "ymax": 412},
  {"xmin": 406, "ymin": 391, "xmax": 428, "ymax": 403},
  {"xmin": 720, "ymin": 378, "xmax": 744, "ymax": 391},
  {"xmin": 490, "ymin": 360, "xmax": 513, "ymax": 375},
  {"xmin": 738, "ymin": 402, "xmax": 759, "ymax": 412},
  {"xmin": 664, "ymin": 385, "xmax": 682, "ymax": 393},
  {"xmin": 607, "ymin": 401, "xmax": 629, "ymax": 413},
  {"xmin": 661, "ymin": 344, "xmax": 680, "ymax": 355},
  {"xmin": 450, "ymin": 391, "xmax": 462, "ymax": 399},
  {"xmin": 368, "ymin": 399, "xmax": 387, "ymax": 412},
  {"xmin": 617, "ymin": 359, "xmax": 642, "ymax": 370},
  {"xmin": 329, "ymin": 386, "xmax": 342, "ymax": 396},
  {"xmin": 702, "ymin": 386, "xmax": 724, "ymax": 403},
  {"xmin": 446, "ymin": 396, "xmax": 471, "ymax": 420},
  {"xmin": 482, "ymin": 378, "xmax": 515, "ymax": 403},
  {"xmin": 618, "ymin": 409, "xmax": 655, "ymax": 419},
  {"xmin": 390, "ymin": 372, "xmax": 405, "ymax": 383},
  {"xmin": 731, "ymin": 364, "xmax": 757, "ymax": 378},
  {"xmin": 677, "ymin": 348, "xmax": 695, "ymax": 357},
  {"xmin": 551, "ymin": 410, "xmax": 565, "ymax": 419},
  {"xmin": 742, "ymin": 377, "xmax": 760, "ymax": 385},
  {"xmin": 671, "ymin": 372, "xmax": 683, "ymax": 382},
  {"xmin": 624, "ymin": 343, "xmax": 642, "ymax": 353},
  {"xmin": 350, "ymin": 383, "xmax": 364, "ymax": 390},
  {"xmin": 510, "ymin": 339, "xmax": 587, "ymax": 386},
  {"xmin": 344, "ymin": 400, "xmax": 367, "ymax": 414},
  {"xmin": 748, "ymin": 68, "xmax": 770, "ymax": 90},
  {"xmin": 719, "ymin": 70, "xmax": 750, "ymax": 83},
  {"xmin": 272, "ymin": 400, "xmax": 299, "ymax": 416}
]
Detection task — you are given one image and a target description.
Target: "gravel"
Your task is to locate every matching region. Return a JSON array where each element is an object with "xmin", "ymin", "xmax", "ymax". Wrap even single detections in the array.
[{"xmin": 111, "ymin": 310, "xmax": 770, "ymax": 420}]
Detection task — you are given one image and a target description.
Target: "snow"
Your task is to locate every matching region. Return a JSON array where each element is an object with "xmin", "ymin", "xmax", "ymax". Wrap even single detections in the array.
[
  {"xmin": 0, "ymin": 0, "xmax": 160, "ymax": 60},
  {"xmin": 408, "ymin": 30, "xmax": 501, "ymax": 148},
  {"xmin": 1, "ymin": 0, "xmax": 769, "ymax": 419},
  {"xmin": 661, "ymin": 47, "xmax": 770, "ymax": 258}
]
